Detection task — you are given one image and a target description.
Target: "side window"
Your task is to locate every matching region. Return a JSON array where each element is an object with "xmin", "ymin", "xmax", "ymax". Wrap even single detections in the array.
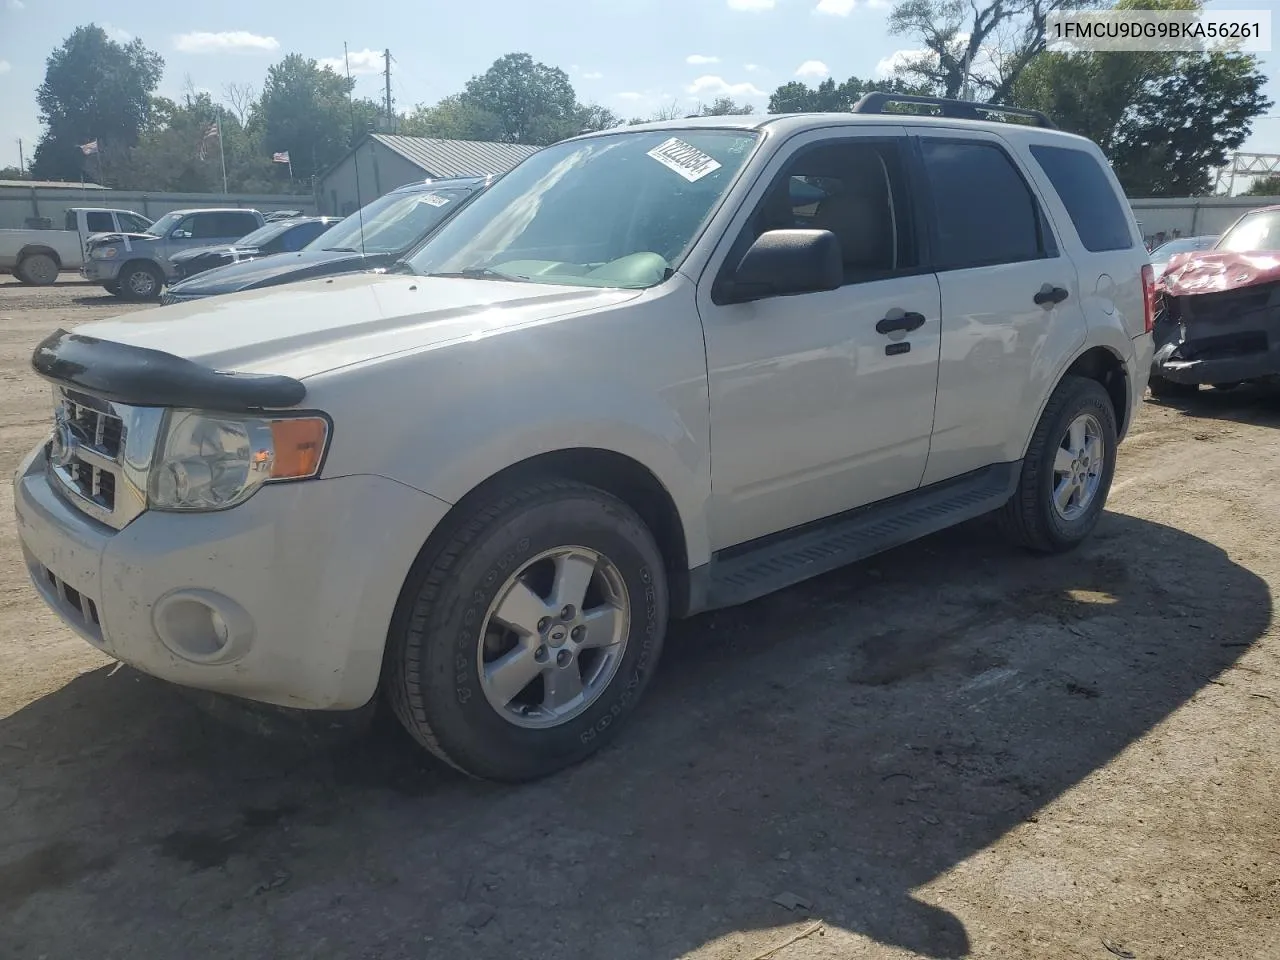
[
  {"xmin": 169, "ymin": 216, "xmax": 195, "ymax": 238},
  {"xmin": 183, "ymin": 214, "xmax": 223, "ymax": 239},
  {"xmin": 226, "ymin": 212, "xmax": 261, "ymax": 237},
  {"xmin": 920, "ymin": 139, "xmax": 1050, "ymax": 270},
  {"xmin": 84, "ymin": 212, "xmax": 114, "ymax": 233},
  {"xmin": 734, "ymin": 138, "xmax": 916, "ymax": 286},
  {"xmin": 64, "ymin": 211, "xmax": 77, "ymax": 231},
  {"xmin": 119, "ymin": 213, "xmax": 151, "ymax": 233},
  {"xmin": 1029, "ymin": 144, "xmax": 1134, "ymax": 253}
]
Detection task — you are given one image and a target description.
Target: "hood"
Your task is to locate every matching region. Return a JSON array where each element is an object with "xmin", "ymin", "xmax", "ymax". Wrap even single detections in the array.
[
  {"xmin": 1160, "ymin": 251, "xmax": 1280, "ymax": 297},
  {"xmin": 171, "ymin": 244, "xmax": 246, "ymax": 262},
  {"xmin": 88, "ymin": 232, "xmax": 158, "ymax": 247},
  {"xmin": 165, "ymin": 249, "xmax": 384, "ymax": 298},
  {"xmin": 74, "ymin": 271, "xmax": 644, "ymax": 381}
]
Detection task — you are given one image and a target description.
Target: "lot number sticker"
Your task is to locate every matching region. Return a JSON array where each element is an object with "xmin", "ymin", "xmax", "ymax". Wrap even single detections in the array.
[
  {"xmin": 647, "ymin": 138, "xmax": 722, "ymax": 182},
  {"xmin": 420, "ymin": 193, "xmax": 451, "ymax": 207}
]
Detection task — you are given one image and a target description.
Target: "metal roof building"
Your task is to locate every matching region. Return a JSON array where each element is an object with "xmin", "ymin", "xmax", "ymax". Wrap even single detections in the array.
[{"xmin": 317, "ymin": 134, "xmax": 540, "ymax": 216}]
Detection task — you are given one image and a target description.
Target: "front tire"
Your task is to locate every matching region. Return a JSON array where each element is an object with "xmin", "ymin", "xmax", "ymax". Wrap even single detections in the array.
[
  {"xmin": 998, "ymin": 376, "xmax": 1117, "ymax": 554},
  {"xmin": 384, "ymin": 479, "xmax": 669, "ymax": 782},
  {"xmin": 119, "ymin": 262, "xmax": 163, "ymax": 300}
]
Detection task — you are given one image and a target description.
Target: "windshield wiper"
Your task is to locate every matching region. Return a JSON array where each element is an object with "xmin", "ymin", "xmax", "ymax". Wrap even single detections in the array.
[
  {"xmin": 422, "ymin": 267, "xmax": 531, "ymax": 282},
  {"xmin": 386, "ymin": 260, "xmax": 417, "ymax": 275},
  {"xmin": 322, "ymin": 246, "xmax": 359, "ymax": 253}
]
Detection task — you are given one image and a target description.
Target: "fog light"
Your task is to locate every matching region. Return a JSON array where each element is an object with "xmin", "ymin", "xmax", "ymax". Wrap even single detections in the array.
[{"xmin": 153, "ymin": 590, "xmax": 254, "ymax": 664}]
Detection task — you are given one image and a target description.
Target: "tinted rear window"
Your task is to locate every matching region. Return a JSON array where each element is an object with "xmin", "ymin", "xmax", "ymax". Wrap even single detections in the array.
[{"xmin": 1029, "ymin": 145, "xmax": 1134, "ymax": 253}]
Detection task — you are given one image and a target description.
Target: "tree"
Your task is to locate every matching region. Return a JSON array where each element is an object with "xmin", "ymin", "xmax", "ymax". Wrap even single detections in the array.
[
  {"xmin": 460, "ymin": 53, "xmax": 583, "ymax": 145},
  {"xmin": 403, "ymin": 93, "xmax": 505, "ymax": 140},
  {"xmin": 0, "ymin": 167, "xmax": 27, "ymax": 180},
  {"xmin": 1243, "ymin": 175, "xmax": 1280, "ymax": 197},
  {"xmin": 252, "ymin": 54, "xmax": 381, "ymax": 181},
  {"xmin": 1012, "ymin": 0, "xmax": 1271, "ymax": 196},
  {"xmin": 768, "ymin": 75, "xmax": 929, "ymax": 114},
  {"xmin": 887, "ymin": 0, "xmax": 1097, "ymax": 102},
  {"xmin": 697, "ymin": 97, "xmax": 755, "ymax": 116},
  {"xmin": 30, "ymin": 25, "xmax": 164, "ymax": 183}
]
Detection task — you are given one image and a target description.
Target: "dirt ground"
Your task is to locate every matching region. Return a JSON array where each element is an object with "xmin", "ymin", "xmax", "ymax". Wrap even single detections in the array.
[{"xmin": 0, "ymin": 279, "xmax": 1276, "ymax": 960}]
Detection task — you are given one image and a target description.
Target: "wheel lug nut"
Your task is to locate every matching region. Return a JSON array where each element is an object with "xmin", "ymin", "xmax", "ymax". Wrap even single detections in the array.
[
  {"xmin": 537, "ymin": 617, "xmax": 551, "ymax": 633},
  {"xmin": 534, "ymin": 646, "xmax": 549, "ymax": 662},
  {"xmin": 560, "ymin": 605, "xmax": 575, "ymax": 620},
  {"xmin": 571, "ymin": 626, "xmax": 584, "ymax": 640},
  {"xmin": 556, "ymin": 650, "xmax": 572, "ymax": 667}
]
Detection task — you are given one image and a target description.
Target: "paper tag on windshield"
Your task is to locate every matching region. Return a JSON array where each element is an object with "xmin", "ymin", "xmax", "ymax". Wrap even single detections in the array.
[
  {"xmin": 647, "ymin": 138, "xmax": 722, "ymax": 182},
  {"xmin": 420, "ymin": 193, "xmax": 451, "ymax": 207}
]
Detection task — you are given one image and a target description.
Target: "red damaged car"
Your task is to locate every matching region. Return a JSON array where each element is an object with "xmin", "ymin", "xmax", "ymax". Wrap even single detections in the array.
[{"xmin": 1148, "ymin": 204, "xmax": 1280, "ymax": 399}]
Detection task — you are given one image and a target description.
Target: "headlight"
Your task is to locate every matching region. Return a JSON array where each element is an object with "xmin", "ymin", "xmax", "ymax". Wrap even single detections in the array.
[
  {"xmin": 149, "ymin": 411, "xmax": 330, "ymax": 512},
  {"xmin": 91, "ymin": 247, "xmax": 118, "ymax": 259}
]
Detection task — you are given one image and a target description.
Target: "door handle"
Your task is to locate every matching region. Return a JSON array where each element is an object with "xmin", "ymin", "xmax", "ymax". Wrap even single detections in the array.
[
  {"xmin": 1034, "ymin": 284, "xmax": 1069, "ymax": 306},
  {"xmin": 876, "ymin": 310, "xmax": 927, "ymax": 335}
]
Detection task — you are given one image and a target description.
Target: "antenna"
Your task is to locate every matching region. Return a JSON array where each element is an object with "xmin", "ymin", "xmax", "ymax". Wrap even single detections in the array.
[{"xmin": 344, "ymin": 41, "xmax": 367, "ymax": 258}]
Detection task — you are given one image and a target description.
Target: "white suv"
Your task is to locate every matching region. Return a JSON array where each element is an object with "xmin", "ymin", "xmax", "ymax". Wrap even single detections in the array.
[{"xmin": 15, "ymin": 96, "xmax": 1155, "ymax": 782}]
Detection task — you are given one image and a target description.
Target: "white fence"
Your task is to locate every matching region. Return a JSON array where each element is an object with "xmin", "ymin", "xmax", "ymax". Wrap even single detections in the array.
[
  {"xmin": 1130, "ymin": 195, "xmax": 1279, "ymax": 246},
  {"xmin": 0, "ymin": 185, "xmax": 316, "ymax": 230}
]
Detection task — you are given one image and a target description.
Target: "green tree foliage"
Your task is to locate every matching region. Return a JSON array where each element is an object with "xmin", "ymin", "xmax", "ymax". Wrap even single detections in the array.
[
  {"xmin": 0, "ymin": 167, "xmax": 27, "ymax": 180},
  {"xmin": 1012, "ymin": 1, "xmax": 1272, "ymax": 196},
  {"xmin": 768, "ymin": 75, "xmax": 929, "ymax": 113},
  {"xmin": 253, "ymin": 54, "xmax": 382, "ymax": 181},
  {"xmin": 697, "ymin": 97, "xmax": 754, "ymax": 116},
  {"xmin": 30, "ymin": 25, "xmax": 164, "ymax": 183},
  {"xmin": 1243, "ymin": 175, "xmax": 1280, "ymax": 198}
]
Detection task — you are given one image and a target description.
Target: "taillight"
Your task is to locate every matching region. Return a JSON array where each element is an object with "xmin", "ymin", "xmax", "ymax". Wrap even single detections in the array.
[{"xmin": 1141, "ymin": 263, "xmax": 1156, "ymax": 334}]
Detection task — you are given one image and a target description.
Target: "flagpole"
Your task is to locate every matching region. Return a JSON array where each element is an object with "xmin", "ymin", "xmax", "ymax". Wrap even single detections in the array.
[
  {"xmin": 217, "ymin": 108, "xmax": 228, "ymax": 195},
  {"xmin": 96, "ymin": 136, "xmax": 105, "ymax": 187}
]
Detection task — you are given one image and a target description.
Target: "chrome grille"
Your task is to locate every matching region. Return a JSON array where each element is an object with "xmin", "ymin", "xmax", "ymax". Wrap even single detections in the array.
[{"xmin": 46, "ymin": 388, "xmax": 163, "ymax": 530}]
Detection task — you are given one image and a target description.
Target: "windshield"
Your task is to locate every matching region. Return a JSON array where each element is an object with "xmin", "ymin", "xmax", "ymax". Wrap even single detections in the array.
[
  {"xmin": 234, "ymin": 221, "xmax": 296, "ymax": 248},
  {"xmin": 310, "ymin": 186, "xmax": 479, "ymax": 255},
  {"xmin": 405, "ymin": 129, "xmax": 760, "ymax": 289},
  {"xmin": 147, "ymin": 212, "xmax": 183, "ymax": 237},
  {"xmin": 1151, "ymin": 237, "xmax": 1209, "ymax": 259},
  {"xmin": 1215, "ymin": 210, "xmax": 1280, "ymax": 253}
]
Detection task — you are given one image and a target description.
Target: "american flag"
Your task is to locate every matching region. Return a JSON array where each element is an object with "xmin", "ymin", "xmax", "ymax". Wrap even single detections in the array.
[
  {"xmin": 272, "ymin": 151, "xmax": 291, "ymax": 164},
  {"xmin": 203, "ymin": 122, "xmax": 219, "ymax": 140},
  {"xmin": 79, "ymin": 140, "xmax": 99, "ymax": 155}
]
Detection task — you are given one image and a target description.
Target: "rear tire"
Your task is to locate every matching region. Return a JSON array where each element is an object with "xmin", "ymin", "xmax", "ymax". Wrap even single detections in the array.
[
  {"xmin": 102, "ymin": 281, "xmax": 119, "ymax": 295},
  {"xmin": 119, "ymin": 262, "xmax": 163, "ymax": 301},
  {"xmin": 16, "ymin": 253, "xmax": 58, "ymax": 286},
  {"xmin": 384, "ymin": 479, "xmax": 669, "ymax": 782},
  {"xmin": 998, "ymin": 376, "xmax": 1117, "ymax": 554},
  {"xmin": 1148, "ymin": 375, "xmax": 1199, "ymax": 400}
]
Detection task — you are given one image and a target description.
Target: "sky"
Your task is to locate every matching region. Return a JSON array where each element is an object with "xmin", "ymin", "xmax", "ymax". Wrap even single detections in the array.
[{"xmin": 0, "ymin": 0, "xmax": 1277, "ymax": 188}]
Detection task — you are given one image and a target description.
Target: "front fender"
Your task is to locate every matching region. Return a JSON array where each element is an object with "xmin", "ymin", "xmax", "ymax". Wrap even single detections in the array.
[{"xmin": 307, "ymin": 279, "xmax": 714, "ymax": 568}]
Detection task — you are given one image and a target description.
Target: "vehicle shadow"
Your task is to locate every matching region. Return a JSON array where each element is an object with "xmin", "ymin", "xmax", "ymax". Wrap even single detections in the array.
[
  {"xmin": 0, "ymin": 511, "xmax": 1268, "ymax": 960},
  {"xmin": 1145, "ymin": 383, "xmax": 1280, "ymax": 429}
]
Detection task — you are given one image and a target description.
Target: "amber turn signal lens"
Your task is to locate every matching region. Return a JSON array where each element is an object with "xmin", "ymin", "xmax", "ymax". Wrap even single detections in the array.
[{"xmin": 268, "ymin": 417, "xmax": 329, "ymax": 480}]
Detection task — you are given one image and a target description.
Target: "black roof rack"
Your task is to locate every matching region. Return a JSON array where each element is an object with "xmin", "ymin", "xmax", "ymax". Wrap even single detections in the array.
[{"xmin": 851, "ymin": 93, "xmax": 1057, "ymax": 129}]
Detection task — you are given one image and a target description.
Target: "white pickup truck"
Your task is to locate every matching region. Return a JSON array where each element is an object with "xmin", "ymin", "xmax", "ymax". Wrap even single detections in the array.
[{"xmin": 0, "ymin": 207, "xmax": 153, "ymax": 285}]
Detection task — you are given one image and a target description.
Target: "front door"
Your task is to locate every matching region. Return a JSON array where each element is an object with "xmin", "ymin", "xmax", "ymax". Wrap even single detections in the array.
[{"xmin": 697, "ymin": 128, "xmax": 943, "ymax": 551}]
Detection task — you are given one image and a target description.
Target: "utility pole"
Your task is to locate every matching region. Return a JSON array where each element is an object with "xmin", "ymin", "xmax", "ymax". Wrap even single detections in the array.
[
  {"xmin": 16, "ymin": 138, "xmax": 23, "ymax": 176},
  {"xmin": 384, "ymin": 49, "xmax": 394, "ymax": 130}
]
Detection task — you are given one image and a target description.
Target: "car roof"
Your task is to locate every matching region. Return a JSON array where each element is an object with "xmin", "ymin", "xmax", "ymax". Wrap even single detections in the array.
[
  {"xmin": 572, "ymin": 111, "xmax": 1095, "ymax": 146},
  {"xmin": 163, "ymin": 207, "xmax": 263, "ymax": 215},
  {"xmin": 389, "ymin": 175, "xmax": 494, "ymax": 195}
]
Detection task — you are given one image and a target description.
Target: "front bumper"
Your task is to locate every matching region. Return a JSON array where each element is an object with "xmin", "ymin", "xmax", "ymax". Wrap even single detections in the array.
[
  {"xmin": 1151, "ymin": 283, "xmax": 1280, "ymax": 385},
  {"xmin": 80, "ymin": 258, "xmax": 122, "ymax": 283},
  {"xmin": 14, "ymin": 444, "xmax": 452, "ymax": 710}
]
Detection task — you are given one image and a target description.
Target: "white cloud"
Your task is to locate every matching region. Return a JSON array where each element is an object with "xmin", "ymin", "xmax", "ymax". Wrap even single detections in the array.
[
  {"xmin": 103, "ymin": 23, "xmax": 133, "ymax": 43},
  {"xmin": 617, "ymin": 91, "xmax": 645, "ymax": 101},
  {"xmin": 815, "ymin": 0, "xmax": 858, "ymax": 13},
  {"xmin": 744, "ymin": 63, "xmax": 761, "ymax": 72},
  {"xmin": 318, "ymin": 48, "xmax": 384, "ymax": 75},
  {"xmin": 795, "ymin": 60, "xmax": 830, "ymax": 79},
  {"xmin": 875, "ymin": 49, "xmax": 923, "ymax": 78},
  {"xmin": 173, "ymin": 31, "xmax": 280, "ymax": 54},
  {"xmin": 687, "ymin": 75, "xmax": 766, "ymax": 99},
  {"xmin": 0, "ymin": 60, "xmax": 10, "ymax": 75},
  {"xmin": 686, "ymin": 54, "xmax": 720, "ymax": 65},
  {"xmin": 727, "ymin": 0, "xmax": 775, "ymax": 9},
  {"xmin": 581, "ymin": 70, "xmax": 604, "ymax": 80}
]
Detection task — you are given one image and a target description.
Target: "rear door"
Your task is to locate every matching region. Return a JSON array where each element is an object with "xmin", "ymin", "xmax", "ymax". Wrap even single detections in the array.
[{"xmin": 910, "ymin": 129, "xmax": 1086, "ymax": 486}]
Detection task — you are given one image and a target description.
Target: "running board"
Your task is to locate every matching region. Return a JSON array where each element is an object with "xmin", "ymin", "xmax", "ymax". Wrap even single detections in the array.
[{"xmin": 699, "ymin": 462, "xmax": 1020, "ymax": 612}]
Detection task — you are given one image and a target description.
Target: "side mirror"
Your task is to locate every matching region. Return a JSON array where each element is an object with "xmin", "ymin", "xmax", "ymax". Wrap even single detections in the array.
[
  {"xmin": 719, "ymin": 229, "xmax": 843, "ymax": 304},
  {"xmin": 171, "ymin": 229, "xmax": 192, "ymax": 239}
]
